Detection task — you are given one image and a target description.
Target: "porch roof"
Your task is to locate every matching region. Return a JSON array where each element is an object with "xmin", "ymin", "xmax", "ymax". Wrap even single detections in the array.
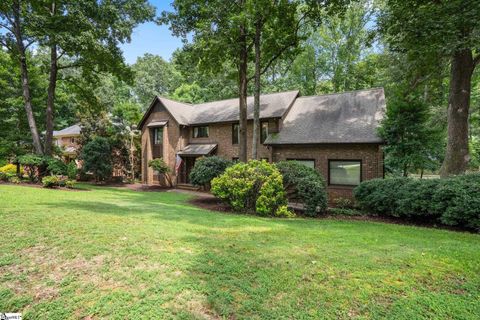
[
  {"xmin": 177, "ymin": 144, "xmax": 217, "ymax": 157},
  {"xmin": 147, "ymin": 120, "xmax": 168, "ymax": 127}
]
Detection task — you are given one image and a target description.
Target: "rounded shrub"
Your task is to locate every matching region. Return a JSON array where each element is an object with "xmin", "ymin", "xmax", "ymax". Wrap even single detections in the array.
[
  {"xmin": 211, "ymin": 160, "xmax": 293, "ymax": 217},
  {"xmin": 42, "ymin": 176, "xmax": 60, "ymax": 188},
  {"xmin": 276, "ymin": 161, "xmax": 327, "ymax": 216},
  {"xmin": 80, "ymin": 137, "xmax": 113, "ymax": 182},
  {"xmin": 354, "ymin": 174, "xmax": 480, "ymax": 231},
  {"xmin": 0, "ymin": 163, "xmax": 21, "ymax": 175},
  {"xmin": 46, "ymin": 157, "xmax": 67, "ymax": 176},
  {"xmin": 148, "ymin": 158, "xmax": 172, "ymax": 186},
  {"xmin": 67, "ymin": 162, "xmax": 77, "ymax": 180},
  {"xmin": 189, "ymin": 156, "xmax": 232, "ymax": 188}
]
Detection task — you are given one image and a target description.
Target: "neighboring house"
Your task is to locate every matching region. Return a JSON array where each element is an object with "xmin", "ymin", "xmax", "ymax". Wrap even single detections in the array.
[
  {"xmin": 138, "ymin": 88, "xmax": 386, "ymax": 200},
  {"xmin": 52, "ymin": 124, "xmax": 82, "ymax": 163}
]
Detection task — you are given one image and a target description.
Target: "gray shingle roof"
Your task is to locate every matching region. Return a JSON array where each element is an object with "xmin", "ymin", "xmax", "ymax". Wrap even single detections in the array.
[
  {"xmin": 264, "ymin": 88, "xmax": 386, "ymax": 144},
  {"xmin": 139, "ymin": 91, "xmax": 299, "ymax": 128},
  {"xmin": 52, "ymin": 124, "xmax": 81, "ymax": 137},
  {"xmin": 177, "ymin": 144, "xmax": 218, "ymax": 156}
]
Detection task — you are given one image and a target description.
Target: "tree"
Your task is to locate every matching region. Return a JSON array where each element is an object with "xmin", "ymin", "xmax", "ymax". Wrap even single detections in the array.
[
  {"xmin": 379, "ymin": 93, "xmax": 443, "ymax": 177},
  {"xmin": 379, "ymin": 0, "xmax": 480, "ymax": 176},
  {"xmin": 1, "ymin": 0, "xmax": 155, "ymax": 156},
  {"xmin": 80, "ymin": 137, "xmax": 113, "ymax": 182},
  {"xmin": 0, "ymin": 0, "xmax": 44, "ymax": 154},
  {"xmin": 161, "ymin": 0, "xmax": 251, "ymax": 161},
  {"xmin": 148, "ymin": 158, "xmax": 172, "ymax": 186},
  {"xmin": 132, "ymin": 54, "xmax": 181, "ymax": 108}
]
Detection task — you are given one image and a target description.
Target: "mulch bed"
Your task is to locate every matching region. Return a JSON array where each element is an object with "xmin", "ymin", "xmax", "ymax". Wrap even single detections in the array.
[{"xmin": 187, "ymin": 194, "xmax": 475, "ymax": 233}]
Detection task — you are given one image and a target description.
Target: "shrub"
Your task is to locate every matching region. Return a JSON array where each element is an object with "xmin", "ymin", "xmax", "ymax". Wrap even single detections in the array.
[
  {"xmin": 65, "ymin": 179, "xmax": 76, "ymax": 189},
  {"xmin": 0, "ymin": 172, "xmax": 9, "ymax": 182},
  {"xmin": 211, "ymin": 160, "xmax": 291, "ymax": 217},
  {"xmin": 0, "ymin": 163, "xmax": 21, "ymax": 175},
  {"xmin": 433, "ymin": 174, "xmax": 480, "ymax": 230},
  {"xmin": 354, "ymin": 174, "xmax": 480, "ymax": 231},
  {"xmin": 333, "ymin": 197, "xmax": 354, "ymax": 209},
  {"xmin": 46, "ymin": 157, "xmax": 67, "ymax": 176},
  {"xmin": 148, "ymin": 158, "xmax": 172, "ymax": 186},
  {"xmin": 18, "ymin": 154, "xmax": 45, "ymax": 181},
  {"xmin": 8, "ymin": 176, "xmax": 21, "ymax": 184},
  {"xmin": 353, "ymin": 178, "xmax": 410, "ymax": 216},
  {"xmin": 189, "ymin": 156, "xmax": 232, "ymax": 188},
  {"xmin": 67, "ymin": 162, "xmax": 77, "ymax": 180},
  {"xmin": 42, "ymin": 176, "xmax": 60, "ymax": 188},
  {"xmin": 276, "ymin": 161, "xmax": 327, "ymax": 216},
  {"xmin": 80, "ymin": 137, "xmax": 113, "ymax": 182}
]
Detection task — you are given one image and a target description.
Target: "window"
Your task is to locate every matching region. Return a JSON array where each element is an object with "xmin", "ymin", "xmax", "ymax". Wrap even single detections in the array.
[
  {"xmin": 287, "ymin": 159, "xmax": 315, "ymax": 169},
  {"xmin": 329, "ymin": 160, "xmax": 361, "ymax": 186},
  {"xmin": 70, "ymin": 137, "xmax": 75, "ymax": 144},
  {"xmin": 261, "ymin": 121, "xmax": 269, "ymax": 144},
  {"xmin": 232, "ymin": 123, "xmax": 239, "ymax": 144},
  {"xmin": 232, "ymin": 157, "xmax": 239, "ymax": 162},
  {"xmin": 153, "ymin": 127, "xmax": 163, "ymax": 144},
  {"xmin": 193, "ymin": 126, "xmax": 209, "ymax": 138}
]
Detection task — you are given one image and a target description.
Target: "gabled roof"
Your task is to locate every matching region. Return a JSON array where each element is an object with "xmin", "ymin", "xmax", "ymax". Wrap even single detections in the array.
[
  {"xmin": 264, "ymin": 88, "xmax": 386, "ymax": 145},
  {"xmin": 52, "ymin": 124, "xmax": 81, "ymax": 137},
  {"xmin": 138, "ymin": 90, "xmax": 299, "ymax": 129}
]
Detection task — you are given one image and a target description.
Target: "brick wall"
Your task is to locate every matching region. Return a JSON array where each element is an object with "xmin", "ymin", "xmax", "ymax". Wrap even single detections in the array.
[
  {"xmin": 272, "ymin": 144, "xmax": 383, "ymax": 201},
  {"xmin": 186, "ymin": 119, "xmax": 275, "ymax": 161},
  {"xmin": 141, "ymin": 102, "xmax": 186, "ymax": 185}
]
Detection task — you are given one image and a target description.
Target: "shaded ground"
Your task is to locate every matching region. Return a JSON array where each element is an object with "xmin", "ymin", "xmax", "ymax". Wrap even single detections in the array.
[{"xmin": 1, "ymin": 184, "xmax": 479, "ymax": 319}]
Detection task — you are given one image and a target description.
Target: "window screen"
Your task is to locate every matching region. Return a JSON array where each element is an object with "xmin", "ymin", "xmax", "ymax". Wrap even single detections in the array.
[{"xmin": 329, "ymin": 160, "xmax": 361, "ymax": 186}]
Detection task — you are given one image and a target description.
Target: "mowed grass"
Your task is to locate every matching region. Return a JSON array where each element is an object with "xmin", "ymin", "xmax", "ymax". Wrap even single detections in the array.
[{"xmin": 0, "ymin": 185, "xmax": 479, "ymax": 319}]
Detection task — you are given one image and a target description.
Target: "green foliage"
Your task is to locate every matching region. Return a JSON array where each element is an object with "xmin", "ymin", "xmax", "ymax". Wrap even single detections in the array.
[
  {"xmin": 354, "ymin": 175, "xmax": 480, "ymax": 230},
  {"xmin": 276, "ymin": 161, "xmax": 327, "ymax": 216},
  {"xmin": 148, "ymin": 158, "xmax": 172, "ymax": 186},
  {"xmin": 211, "ymin": 160, "xmax": 290, "ymax": 217},
  {"xmin": 189, "ymin": 156, "xmax": 233, "ymax": 187},
  {"xmin": 379, "ymin": 95, "xmax": 443, "ymax": 176},
  {"xmin": 46, "ymin": 158, "xmax": 67, "ymax": 176},
  {"xmin": 41, "ymin": 176, "xmax": 60, "ymax": 188},
  {"xmin": 18, "ymin": 154, "xmax": 45, "ymax": 181},
  {"xmin": 80, "ymin": 137, "xmax": 112, "ymax": 182},
  {"xmin": 67, "ymin": 162, "xmax": 77, "ymax": 180},
  {"xmin": 65, "ymin": 180, "xmax": 76, "ymax": 189}
]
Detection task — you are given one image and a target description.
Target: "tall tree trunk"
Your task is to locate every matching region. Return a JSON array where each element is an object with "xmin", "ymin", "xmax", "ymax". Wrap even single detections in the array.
[
  {"xmin": 12, "ymin": 0, "xmax": 43, "ymax": 155},
  {"xmin": 238, "ymin": 14, "xmax": 248, "ymax": 162},
  {"xmin": 45, "ymin": 43, "xmax": 58, "ymax": 156},
  {"xmin": 440, "ymin": 49, "xmax": 474, "ymax": 177},
  {"xmin": 252, "ymin": 20, "xmax": 261, "ymax": 160}
]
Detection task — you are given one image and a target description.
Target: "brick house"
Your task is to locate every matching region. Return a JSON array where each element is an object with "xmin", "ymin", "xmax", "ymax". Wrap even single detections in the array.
[
  {"xmin": 138, "ymin": 88, "xmax": 386, "ymax": 200},
  {"xmin": 52, "ymin": 124, "xmax": 82, "ymax": 163}
]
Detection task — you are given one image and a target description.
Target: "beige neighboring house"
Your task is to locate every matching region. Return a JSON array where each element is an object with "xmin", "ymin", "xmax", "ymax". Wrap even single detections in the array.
[{"xmin": 52, "ymin": 124, "xmax": 81, "ymax": 163}]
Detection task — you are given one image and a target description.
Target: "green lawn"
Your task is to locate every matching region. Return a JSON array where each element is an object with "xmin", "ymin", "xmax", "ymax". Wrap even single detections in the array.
[{"xmin": 0, "ymin": 184, "xmax": 479, "ymax": 319}]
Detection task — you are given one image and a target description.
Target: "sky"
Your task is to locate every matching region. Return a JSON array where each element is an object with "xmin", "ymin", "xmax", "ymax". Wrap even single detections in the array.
[{"xmin": 119, "ymin": 0, "xmax": 184, "ymax": 65}]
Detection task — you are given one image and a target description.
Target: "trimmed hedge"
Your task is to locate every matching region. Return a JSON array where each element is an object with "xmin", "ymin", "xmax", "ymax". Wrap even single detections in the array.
[
  {"xmin": 189, "ymin": 156, "xmax": 232, "ymax": 188},
  {"xmin": 354, "ymin": 174, "xmax": 480, "ymax": 231},
  {"xmin": 276, "ymin": 161, "xmax": 327, "ymax": 216}
]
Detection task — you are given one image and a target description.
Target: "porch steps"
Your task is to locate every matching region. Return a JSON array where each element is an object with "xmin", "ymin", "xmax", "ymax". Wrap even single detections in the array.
[{"xmin": 176, "ymin": 183, "xmax": 201, "ymax": 192}]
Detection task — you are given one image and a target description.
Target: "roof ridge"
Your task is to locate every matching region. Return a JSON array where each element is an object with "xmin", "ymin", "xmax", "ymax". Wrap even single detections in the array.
[
  {"xmin": 194, "ymin": 90, "xmax": 300, "ymax": 106},
  {"xmin": 297, "ymin": 87, "xmax": 384, "ymax": 99}
]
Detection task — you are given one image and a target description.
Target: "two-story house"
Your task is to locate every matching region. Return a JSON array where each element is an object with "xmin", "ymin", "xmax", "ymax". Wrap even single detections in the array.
[
  {"xmin": 52, "ymin": 124, "xmax": 82, "ymax": 163},
  {"xmin": 138, "ymin": 88, "xmax": 386, "ymax": 200}
]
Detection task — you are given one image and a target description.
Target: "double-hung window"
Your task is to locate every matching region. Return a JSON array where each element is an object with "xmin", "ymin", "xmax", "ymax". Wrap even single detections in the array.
[
  {"xmin": 260, "ymin": 121, "xmax": 269, "ymax": 144},
  {"xmin": 193, "ymin": 126, "xmax": 209, "ymax": 138},
  {"xmin": 153, "ymin": 127, "xmax": 163, "ymax": 145},
  {"xmin": 232, "ymin": 123, "xmax": 239, "ymax": 144}
]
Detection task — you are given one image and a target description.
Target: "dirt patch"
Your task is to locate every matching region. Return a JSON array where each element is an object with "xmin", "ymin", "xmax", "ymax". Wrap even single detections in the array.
[{"xmin": 188, "ymin": 196, "xmax": 232, "ymax": 212}]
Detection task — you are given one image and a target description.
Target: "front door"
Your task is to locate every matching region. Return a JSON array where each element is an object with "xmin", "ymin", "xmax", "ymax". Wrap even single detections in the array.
[{"xmin": 179, "ymin": 157, "xmax": 196, "ymax": 184}]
